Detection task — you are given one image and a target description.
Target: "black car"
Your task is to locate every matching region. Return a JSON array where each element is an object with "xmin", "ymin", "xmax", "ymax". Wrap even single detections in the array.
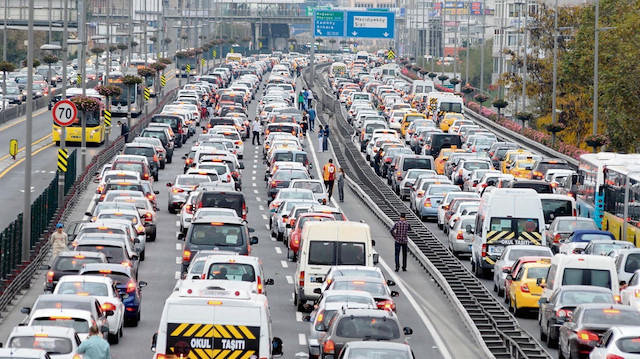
[
  {"xmin": 557, "ymin": 303, "xmax": 640, "ymax": 359},
  {"xmin": 530, "ymin": 159, "xmax": 571, "ymax": 180},
  {"xmin": 539, "ymin": 285, "xmax": 616, "ymax": 348},
  {"xmin": 42, "ymin": 251, "xmax": 108, "ymax": 292},
  {"xmin": 507, "ymin": 179, "xmax": 553, "ymax": 194}
]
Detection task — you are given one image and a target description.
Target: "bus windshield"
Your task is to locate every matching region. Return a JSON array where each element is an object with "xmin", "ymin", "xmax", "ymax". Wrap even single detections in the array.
[{"xmin": 112, "ymin": 84, "xmax": 136, "ymax": 106}]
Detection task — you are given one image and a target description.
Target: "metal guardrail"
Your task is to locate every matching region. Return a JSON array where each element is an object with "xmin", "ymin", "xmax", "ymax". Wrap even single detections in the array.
[
  {"xmin": 0, "ymin": 87, "xmax": 177, "ymax": 317},
  {"xmin": 307, "ymin": 65, "xmax": 551, "ymax": 359}
]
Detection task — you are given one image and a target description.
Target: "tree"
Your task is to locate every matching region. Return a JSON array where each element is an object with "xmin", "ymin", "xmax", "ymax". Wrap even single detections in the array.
[
  {"xmin": 492, "ymin": 99, "xmax": 508, "ymax": 121},
  {"xmin": 22, "ymin": 58, "xmax": 40, "ymax": 67},
  {"xmin": 117, "ymin": 43, "xmax": 128, "ymax": 65},
  {"xmin": 89, "ymin": 47, "xmax": 104, "ymax": 71}
]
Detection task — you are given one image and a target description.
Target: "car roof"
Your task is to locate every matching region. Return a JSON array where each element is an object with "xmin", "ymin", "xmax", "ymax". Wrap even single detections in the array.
[
  {"xmin": 81, "ymin": 263, "xmax": 133, "ymax": 275},
  {"xmin": 9, "ymin": 325, "xmax": 77, "ymax": 337},
  {"xmin": 344, "ymin": 341, "xmax": 410, "ymax": 350},
  {"xmin": 191, "ymin": 217, "xmax": 245, "ymax": 225},
  {"xmin": 56, "ymin": 251, "xmax": 106, "ymax": 259}
]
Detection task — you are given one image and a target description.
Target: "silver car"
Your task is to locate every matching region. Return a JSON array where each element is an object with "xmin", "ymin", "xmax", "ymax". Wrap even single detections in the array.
[
  {"xmin": 589, "ymin": 326, "xmax": 640, "ymax": 359},
  {"xmin": 492, "ymin": 245, "xmax": 553, "ymax": 297},
  {"xmin": 167, "ymin": 174, "xmax": 212, "ymax": 213},
  {"xmin": 447, "ymin": 215, "xmax": 475, "ymax": 257}
]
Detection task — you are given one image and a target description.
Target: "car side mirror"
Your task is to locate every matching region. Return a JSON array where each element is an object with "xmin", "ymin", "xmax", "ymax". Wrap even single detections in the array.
[
  {"xmin": 84, "ymin": 211, "xmax": 92, "ymax": 216},
  {"xmin": 403, "ymin": 327, "xmax": 413, "ymax": 335},
  {"xmin": 40, "ymin": 264, "xmax": 50, "ymax": 270},
  {"xmin": 620, "ymin": 280, "xmax": 627, "ymax": 288},
  {"xmin": 272, "ymin": 337, "xmax": 284, "ymax": 356},
  {"xmin": 151, "ymin": 333, "xmax": 157, "ymax": 352},
  {"xmin": 573, "ymin": 248, "xmax": 584, "ymax": 254},
  {"xmin": 134, "ymin": 238, "xmax": 140, "ymax": 244},
  {"xmin": 139, "ymin": 281, "xmax": 148, "ymax": 288},
  {"xmin": 391, "ymin": 290, "xmax": 400, "ymax": 297},
  {"xmin": 154, "ymin": 190, "xmax": 160, "ymax": 194},
  {"xmin": 132, "ymin": 255, "xmax": 139, "ymax": 261},
  {"xmin": 372, "ymin": 239, "xmax": 376, "ymax": 246},
  {"xmin": 265, "ymin": 278, "xmax": 274, "ymax": 285},
  {"xmin": 302, "ymin": 315, "xmax": 311, "ymax": 322},
  {"xmin": 105, "ymin": 310, "xmax": 115, "ymax": 317},
  {"xmin": 373, "ymin": 253, "xmax": 379, "ymax": 265},
  {"xmin": 313, "ymin": 288, "xmax": 322, "ymax": 294},
  {"xmin": 181, "ymin": 156, "xmax": 187, "ymax": 160},
  {"xmin": 539, "ymin": 297, "xmax": 548, "ymax": 304},
  {"xmin": 536, "ymin": 278, "xmax": 544, "ymax": 286},
  {"xmin": 239, "ymin": 162, "xmax": 245, "ymax": 169},
  {"xmin": 248, "ymin": 227, "xmax": 255, "ymax": 233},
  {"xmin": 314, "ymin": 323, "xmax": 327, "ymax": 332},
  {"xmin": 250, "ymin": 236, "xmax": 259, "ymax": 245},
  {"xmin": 506, "ymin": 274, "xmax": 513, "ymax": 280},
  {"xmin": 387, "ymin": 279, "xmax": 396, "ymax": 287},
  {"xmin": 166, "ymin": 182, "xmax": 173, "ymax": 187},
  {"xmin": 502, "ymin": 268, "xmax": 511, "ymax": 274},
  {"xmin": 21, "ymin": 307, "xmax": 31, "ymax": 315}
]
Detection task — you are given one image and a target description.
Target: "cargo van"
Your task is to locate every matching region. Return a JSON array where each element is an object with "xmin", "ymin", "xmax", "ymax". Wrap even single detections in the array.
[
  {"xmin": 541, "ymin": 254, "xmax": 619, "ymax": 301},
  {"xmin": 151, "ymin": 285, "xmax": 283, "ymax": 359},
  {"xmin": 411, "ymin": 80, "xmax": 434, "ymax": 95},
  {"xmin": 293, "ymin": 222, "xmax": 377, "ymax": 311},
  {"xmin": 471, "ymin": 188, "xmax": 546, "ymax": 277},
  {"xmin": 539, "ymin": 193, "xmax": 576, "ymax": 226},
  {"xmin": 435, "ymin": 95, "xmax": 464, "ymax": 123}
]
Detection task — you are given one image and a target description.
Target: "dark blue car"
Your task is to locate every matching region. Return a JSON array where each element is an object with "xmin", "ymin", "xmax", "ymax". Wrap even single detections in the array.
[
  {"xmin": 79, "ymin": 263, "xmax": 147, "ymax": 327},
  {"xmin": 556, "ymin": 230, "xmax": 616, "ymax": 254}
]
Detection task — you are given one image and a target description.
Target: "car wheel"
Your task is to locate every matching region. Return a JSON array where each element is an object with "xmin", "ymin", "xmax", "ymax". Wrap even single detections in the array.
[
  {"xmin": 513, "ymin": 298, "xmax": 522, "ymax": 317},
  {"xmin": 108, "ymin": 332, "xmax": 119, "ymax": 344},
  {"xmin": 497, "ymin": 285, "xmax": 504, "ymax": 297},
  {"xmin": 140, "ymin": 250, "xmax": 145, "ymax": 261},
  {"xmin": 547, "ymin": 323, "xmax": 558, "ymax": 349},
  {"xmin": 119, "ymin": 326, "xmax": 123, "ymax": 337},
  {"xmin": 540, "ymin": 322, "xmax": 548, "ymax": 342}
]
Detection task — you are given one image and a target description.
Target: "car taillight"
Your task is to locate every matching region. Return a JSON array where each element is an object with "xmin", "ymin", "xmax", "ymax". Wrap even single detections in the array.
[
  {"xmin": 424, "ymin": 198, "xmax": 432, "ymax": 207},
  {"xmin": 145, "ymin": 212, "xmax": 153, "ymax": 222},
  {"xmin": 153, "ymin": 154, "xmax": 158, "ymax": 162},
  {"xmin": 101, "ymin": 302, "xmax": 116, "ymax": 311},
  {"xmin": 257, "ymin": 276, "xmax": 263, "ymax": 294},
  {"xmin": 47, "ymin": 271, "xmax": 54, "ymax": 283},
  {"xmin": 137, "ymin": 225, "xmax": 145, "ymax": 234},
  {"xmin": 97, "ymin": 185, "xmax": 104, "ymax": 193},
  {"xmin": 605, "ymin": 355, "xmax": 624, "ymax": 359},
  {"xmin": 183, "ymin": 250, "xmax": 191, "ymax": 262},
  {"xmin": 299, "ymin": 271, "xmax": 305, "ymax": 287},
  {"xmin": 172, "ymin": 188, "xmax": 184, "ymax": 193},
  {"xmin": 271, "ymin": 180, "xmax": 281, "ymax": 188},
  {"xmin": 185, "ymin": 204, "xmax": 193, "ymax": 214},
  {"xmin": 554, "ymin": 234, "xmax": 562, "ymax": 243},
  {"xmin": 126, "ymin": 280, "xmax": 136, "ymax": 293},
  {"xmin": 481, "ymin": 244, "xmax": 487, "ymax": 257},
  {"xmin": 377, "ymin": 299, "xmax": 395, "ymax": 311},
  {"xmin": 143, "ymin": 173, "xmax": 149, "ymax": 180},
  {"xmin": 457, "ymin": 231, "xmax": 464, "ymax": 240},
  {"xmin": 556, "ymin": 309, "xmax": 572, "ymax": 318},
  {"xmin": 520, "ymin": 283, "xmax": 530, "ymax": 293},
  {"xmin": 323, "ymin": 340, "xmax": 335, "ymax": 354},
  {"xmin": 577, "ymin": 330, "xmax": 599, "ymax": 343},
  {"xmin": 533, "ymin": 171, "xmax": 543, "ymax": 178},
  {"xmin": 147, "ymin": 193, "xmax": 156, "ymax": 201},
  {"xmin": 634, "ymin": 290, "xmax": 640, "ymax": 298},
  {"xmin": 186, "ymin": 158, "xmax": 193, "ymax": 165}
]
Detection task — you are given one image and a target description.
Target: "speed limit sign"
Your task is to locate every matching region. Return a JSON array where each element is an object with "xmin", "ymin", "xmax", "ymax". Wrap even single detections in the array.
[{"xmin": 52, "ymin": 99, "xmax": 78, "ymax": 127}]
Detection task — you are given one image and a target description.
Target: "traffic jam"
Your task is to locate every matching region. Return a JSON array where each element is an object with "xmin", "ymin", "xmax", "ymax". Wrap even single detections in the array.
[{"xmin": 329, "ymin": 51, "xmax": 640, "ymax": 359}]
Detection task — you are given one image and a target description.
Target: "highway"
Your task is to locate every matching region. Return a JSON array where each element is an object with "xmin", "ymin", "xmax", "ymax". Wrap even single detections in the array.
[
  {"xmin": 0, "ymin": 68, "xmax": 179, "ymax": 230},
  {"xmin": 0, "ymin": 72, "xmax": 482, "ymax": 359}
]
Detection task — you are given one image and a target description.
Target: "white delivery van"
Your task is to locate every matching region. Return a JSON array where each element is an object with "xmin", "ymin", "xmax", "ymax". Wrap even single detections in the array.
[
  {"xmin": 152, "ymin": 284, "xmax": 283, "ymax": 359},
  {"xmin": 542, "ymin": 254, "xmax": 619, "ymax": 302},
  {"xmin": 411, "ymin": 80, "xmax": 434, "ymax": 95},
  {"xmin": 435, "ymin": 95, "xmax": 464, "ymax": 123},
  {"xmin": 330, "ymin": 62, "xmax": 347, "ymax": 78},
  {"xmin": 293, "ymin": 221, "xmax": 377, "ymax": 311},
  {"xmin": 471, "ymin": 188, "xmax": 546, "ymax": 277},
  {"xmin": 539, "ymin": 193, "xmax": 576, "ymax": 227},
  {"xmin": 426, "ymin": 92, "xmax": 449, "ymax": 119}
]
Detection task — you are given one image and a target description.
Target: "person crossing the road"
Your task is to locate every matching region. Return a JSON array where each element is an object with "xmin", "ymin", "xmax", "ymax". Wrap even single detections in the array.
[
  {"xmin": 118, "ymin": 121, "xmax": 129, "ymax": 143},
  {"xmin": 322, "ymin": 159, "xmax": 337, "ymax": 201},
  {"xmin": 390, "ymin": 213, "xmax": 411, "ymax": 272},
  {"xmin": 77, "ymin": 325, "xmax": 111, "ymax": 359},
  {"xmin": 251, "ymin": 117, "xmax": 262, "ymax": 145}
]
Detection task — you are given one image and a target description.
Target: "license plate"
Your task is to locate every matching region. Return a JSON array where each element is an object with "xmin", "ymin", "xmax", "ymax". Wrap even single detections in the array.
[
  {"xmin": 488, "ymin": 246, "xmax": 504, "ymax": 255},
  {"xmin": 200, "ymin": 290, "xmax": 230, "ymax": 297},
  {"xmin": 310, "ymin": 277, "xmax": 324, "ymax": 283},
  {"xmin": 71, "ymin": 136, "xmax": 80, "ymax": 139}
]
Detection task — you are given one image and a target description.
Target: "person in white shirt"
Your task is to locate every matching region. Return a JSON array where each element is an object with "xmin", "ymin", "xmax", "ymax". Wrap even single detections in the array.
[
  {"xmin": 307, "ymin": 89, "xmax": 314, "ymax": 109},
  {"xmin": 251, "ymin": 118, "xmax": 262, "ymax": 145}
]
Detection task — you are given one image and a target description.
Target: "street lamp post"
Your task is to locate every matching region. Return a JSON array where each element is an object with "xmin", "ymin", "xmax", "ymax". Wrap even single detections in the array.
[
  {"xmin": 521, "ymin": 0, "xmax": 528, "ymax": 114},
  {"xmin": 23, "ymin": 0, "xmax": 35, "ymax": 260},
  {"xmin": 479, "ymin": 0, "xmax": 486, "ymax": 94}
]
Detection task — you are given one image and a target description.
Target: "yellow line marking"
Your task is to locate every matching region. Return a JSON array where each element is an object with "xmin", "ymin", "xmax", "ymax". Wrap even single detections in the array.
[
  {"xmin": 0, "ymin": 142, "xmax": 55, "ymax": 179},
  {"xmin": 0, "ymin": 133, "xmax": 52, "ymax": 162}
]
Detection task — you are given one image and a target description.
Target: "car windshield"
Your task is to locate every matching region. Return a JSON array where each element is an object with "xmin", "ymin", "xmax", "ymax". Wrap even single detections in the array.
[
  {"xmin": 124, "ymin": 147, "xmax": 154, "ymax": 157},
  {"xmin": 112, "ymin": 162, "xmax": 143, "ymax": 173},
  {"xmin": 324, "ymin": 295, "xmax": 373, "ymax": 305},
  {"xmin": 57, "ymin": 281, "xmax": 109, "ymax": 296},
  {"xmin": 526, "ymin": 267, "xmax": 549, "ymax": 279},
  {"xmin": 280, "ymin": 191, "xmax": 314, "ymax": 200},
  {"xmin": 583, "ymin": 308, "xmax": 640, "ymax": 326},
  {"xmin": 463, "ymin": 162, "xmax": 490, "ymax": 170},
  {"xmin": 541, "ymin": 199, "xmax": 574, "ymax": 224},
  {"xmin": 624, "ymin": 254, "xmax": 640, "ymax": 273},
  {"xmin": 31, "ymin": 317, "xmax": 89, "ymax": 334},
  {"xmin": 592, "ymin": 242, "xmax": 633, "ymax": 255},
  {"xmin": 189, "ymin": 223, "xmax": 245, "ymax": 246},
  {"xmin": 308, "ymin": 241, "xmax": 365, "ymax": 266},
  {"xmin": 9, "ymin": 336, "xmax": 73, "ymax": 355},
  {"xmin": 557, "ymin": 220, "xmax": 597, "ymax": 232},
  {"xmin": 82, "ymin": 271, "xmax": 131, "ymax": 285},
  {"xmin": 273, "ymin": 170, "xmax": 308, "ymax": 181},
  {"xmin": 348, "ymin": 348, "xmax": 411, "ymax": 359},
  {"xmin": 292, "ymin": 182, "xmax": 323, "ymax": 194},
  {"xmin": 508, "ymin": 248, "xmax": 550, "ymax": 260},
  {"xmin": 335, "ymin": 316, "xmax": 400, "ymax": 339},
  {"xmin": 428, "ymin": 185, "xmax": 460, "ymax": 196},
  {"xmin": 402, "ymin": 158, "xmax": 432, "ymax": 171},
  {"xmin": 570, "ymin": 234, "xmax": 613, "ymax": 242},
  {"xmin": 177, "ymin": 177, "xmax": 211, "ymax": 186},
  {"xmin": 616, "ymin": 337, "xmax": 640, "ymax": 354},
  {"xmin": 560, "ymin": 290, "xmax": 614, "ymax": 304},
  {"xmin": 206, "ymin": 263, "xmax": 255, "ymax": 281},
  {"xmin": 53, "ymin": 257, "xmax": 103, "ymax": 271}
]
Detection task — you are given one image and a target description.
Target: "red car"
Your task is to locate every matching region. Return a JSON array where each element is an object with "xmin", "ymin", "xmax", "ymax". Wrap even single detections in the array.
[{"xmin": 287, "ymin": 213, "xmax": 335, "ymax": 261}]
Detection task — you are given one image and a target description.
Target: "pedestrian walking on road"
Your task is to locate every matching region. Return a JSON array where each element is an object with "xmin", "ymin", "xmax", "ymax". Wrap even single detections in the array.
[
  {"xmin": 337, "ymin": 167, "xmax": 345, "ymax": 202},
  {"xmin": 307, "ymin": 88, "xmax": 314, "ymax": 109},
  {"xmin": 322, "ymin": 125, "xmax": 330, "ymax": 152},
  {"xmin": 297, "ymin": 91, "xmax": 305, "ymax": 110},
  {"xmin": 318, "ymin": 124, "xmax": 324, "ymax": 149},
  {"xmin": 118, "ymin": 121, "xmax": 129, "ymax": 143},
  {"xmin": 50, "ymin": 223, "xmax": 68, "ymax": 257},
  {"xmin": 300, "ymin": 112, "xmax": 308, "ymax": 137},
  {"xmin": 251, "ymin": 117, "xmax": 261, "ymax": 145},
  {"xmin": 77, "ymin": 325, "xmax": 111, "ymax": 359},
  {"xmin": 302, "ymin": 88, "xmax": 309, "ymax": 111},
  {"xmin": 322, "ymin": 159, "xmax": 337, "ymax": 201},
  {"xmin": 390, "ymin": 213, "xmax": 411, "ymax": 272},
  {"xmin": 307, "ymin": 106, "xmax": 316, "ymax": 131}
]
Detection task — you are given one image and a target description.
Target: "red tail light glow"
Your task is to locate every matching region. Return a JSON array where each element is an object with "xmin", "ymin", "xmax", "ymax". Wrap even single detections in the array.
[
  {"xmin": 101, "ymin": 302, "xmax": 116, "ymax": 311},
  {"xmin": 323, "ymin": 340, "xmax": 335, "ymax": 354},
  {"xmin": 126, "ymin": 280, "xmax": 136, "ymax": 293},
  {"xmin": 183, "ymin": 250, "xmax": 191, "ymax": 262},
  {"xmin": 577, "ymin": 330, "xmax": 599, "ymax": 343},
  {"xmin": 456, "ymin": 231, "xmax": 464, "ymax": 240},
  {"xmin": 299, "ymin": 271, "xmax": 305, "ymax": 287},
  {"xmin": 47, "ymin": 271, "xmax": 54, "ymax": 283},
  {"xmin": 481, "ymin": 244, "xmax": 487, "ymax": 257},
  {"xmin": 520, "ymin": 283, "xmax": 530, "ymax": 293}
]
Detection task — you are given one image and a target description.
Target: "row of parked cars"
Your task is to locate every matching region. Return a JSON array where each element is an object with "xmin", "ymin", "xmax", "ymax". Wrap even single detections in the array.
[{"xmin": 328, "ymin": 57, "xmax": 640, "ymax": 359}]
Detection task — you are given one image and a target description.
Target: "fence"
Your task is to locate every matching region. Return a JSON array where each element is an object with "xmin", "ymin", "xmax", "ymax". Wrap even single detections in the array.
[{"xmin": 0, "ymin": 87, "xmax": 176, "ymax": 315}]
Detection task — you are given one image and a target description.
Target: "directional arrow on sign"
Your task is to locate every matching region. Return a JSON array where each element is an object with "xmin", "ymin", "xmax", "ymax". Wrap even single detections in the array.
[
  {"xmin": 383, "ymin": 32, "xmax": 389, "ymax": 37},
  {"xmin": 316, "ymin": 29, "xmax": 322, "ymax": 35},
  {"xmin": 352, "ymin": 31, "xmax": 358, "ymax": 36}
]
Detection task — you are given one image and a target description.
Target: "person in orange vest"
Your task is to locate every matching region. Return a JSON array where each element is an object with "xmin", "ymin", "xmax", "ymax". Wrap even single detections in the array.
[{"xmin": 322, "ymin": 159, "xmax": 337, "ymax": 201}]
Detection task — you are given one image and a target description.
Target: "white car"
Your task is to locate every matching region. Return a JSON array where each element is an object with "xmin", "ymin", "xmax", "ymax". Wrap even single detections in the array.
[
  {"xmin": 6, "ymin": 326, "xmax": 81, "ymax": 359},
  {"xmin": 620, "ymin": 269, "xmax": 640, "ymax": 310},
  {"xmin": 589, "ymin": 326, "xmax": 640, "ymax": 359},
  {"xmin": 27, "ymin": 308, "xmax": 108, "ymax": 342},
  {"xmin": 289, "ymin": 179, "xmax": 327, "ymax": 204},
  {"xmin": 211, "ymin": 129, "xmax": 244, "ymax": 159},
  {"xmin": 437, "ymin": 192, "xmax": 479, "ymax": 230},
  {"xmin": 53, "ymin": 275, "xmax": 125, "ymax": 343}
]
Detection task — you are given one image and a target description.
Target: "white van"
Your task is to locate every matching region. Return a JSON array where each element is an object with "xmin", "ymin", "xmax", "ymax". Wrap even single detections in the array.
[
  {"xmin": 471, "ymin": 188, "xmax": 546, "ymax": 277},
  {"xmin": 330, "ymin": 62, "xmax": 347, "ymax": 78},
  {"xmin": 293, "ymin": 221, "xmax": 377, "ymax": 311},
  {"xmin": 542, "ymin": 254, "xmax": 619, "ymax": 301},
  {"xmin": 539, "ymin": 193, "xmax": 576, "ymax": 226},
  {"xmin": 152, "ymin": 285, "xmax": 283, "ymax": 359},
  {"xmin": 435, "ymin": 95, "xmax": 464, "ymax": 123},
  {"xmin": 411, "ymin": 80, "xmax": 434, "ymax": 95}
]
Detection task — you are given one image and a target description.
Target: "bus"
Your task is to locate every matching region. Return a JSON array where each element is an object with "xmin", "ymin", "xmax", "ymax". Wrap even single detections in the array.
[
  {"xmin": 52, "ymin": 88, "xmax": 106, "ymax": 145},
  {"xmin": 176, "ymin": 56, "xmax": 198, "ymax": 77},
  {"xmin": 107, "ymin": 72, "xmax": 143, "ymax": 117},
  {"xmin": 601, "ymin": 161, "xmax": 640, "ymax": 242}
]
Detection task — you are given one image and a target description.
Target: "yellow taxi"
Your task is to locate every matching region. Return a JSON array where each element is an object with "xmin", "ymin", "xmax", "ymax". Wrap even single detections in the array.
[
  {"xmin": 500, "ymin": 149, "xmax": 533, "ymax": 173},
  {"xmin": 439, "ymin": 113, "xmax": 465, "ymax": 132},
  {"xmin": 401, "ymin": 113, "xmax": 427, "ymax": 137},
  {"xmin": 435, "ymin": 147, "xmax": 465, "ymax": 174},
  {"xmin": 507, "ymin": 261, "xmax": 550, "ymax": 316},
  {"xmin": 508, "ymin": 158, "xmax": 537, "ymax": 179}
]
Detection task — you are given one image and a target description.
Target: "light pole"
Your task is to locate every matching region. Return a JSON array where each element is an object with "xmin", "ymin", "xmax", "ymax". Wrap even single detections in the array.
[
  {"xmin": 550, "ymin": 0, "xmax": 559, "ymax": 129},
  {"xmin": 521, "ymin": 0, "xmax": 528, "ymax": 114},
  {"xmin": 479, "ymin": 0, "xmax": 486, "ymax": 94},
  {"xmin": 592, "ymin": 0, "xmax": 615, "ymax": 139},
  {"xmin": 23, "ymin": 0, "xmax": 35, "ymax": 260}
]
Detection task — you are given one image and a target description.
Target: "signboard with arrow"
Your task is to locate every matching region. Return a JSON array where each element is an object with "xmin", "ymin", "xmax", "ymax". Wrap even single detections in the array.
[
  {"xmin": 313, "ymin": 9, "xmax": 395, "ymax": 39},
  {"xmin": 313, "ymin": 10, "xmax": 345, "ymax": 37}
]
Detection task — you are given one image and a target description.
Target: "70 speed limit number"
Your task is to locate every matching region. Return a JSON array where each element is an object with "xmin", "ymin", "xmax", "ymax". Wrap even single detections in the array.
[{"xmin": 52, "ymin": 99, "xmax": 78, "ymax": 127}]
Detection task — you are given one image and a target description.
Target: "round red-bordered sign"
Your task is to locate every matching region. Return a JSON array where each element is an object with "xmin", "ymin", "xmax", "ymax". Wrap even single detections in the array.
[{"xmin": 52, "ymin": 99, "xmax": 78, "ymax": 127}]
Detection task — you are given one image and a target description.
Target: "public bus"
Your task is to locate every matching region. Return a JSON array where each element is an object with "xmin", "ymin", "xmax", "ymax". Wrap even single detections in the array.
[
  {"xmin": 601, "ymin": 161, "xmax": 640, "ymax": 242},
  {"xmin": 129, "ymin": 59, "xmax": 156, "ymax": 97},
  {"xmin": 52, "ymin": 88, "xmax": 106, "ymax": 145},
  {"xmin": 107, "ymin": 72, "xmax": 143, "ymax": 117}
]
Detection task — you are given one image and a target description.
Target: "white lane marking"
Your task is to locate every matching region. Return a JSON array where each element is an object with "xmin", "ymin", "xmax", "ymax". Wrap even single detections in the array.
[
  {"xmin": 252, "ymin": 176, "xmax": 256, "ymax": 181},
  {"xmin": 306, "ymin": 130, "xmax": 324, "ymax": 180},
  {"xmin": 175, "ymin": 221, "xmax": 180, "ymax": 227},
  {"xmin": 252, "ymin": 164, "xmax": 257, "ymax": 168},
  {"xmin": 175, "ymin": 257, "xmax": 181, "ymax": 264},
  {"xmin": 254, "ymin": 189, "xmax": 259, "ymax": 194},
  {"xmin": 281, "ymin": 260, "xmax": 288, "ymax": 268},
  {"xmin": 275, "ymin": 247, "xmax": 282, "ymax": 254},
  {"xmin": 295, "ymin": 312, "xmax": 303, "ymax": 322},
  {"xmin": 175, "ymin": 271, "xmax": 181, "ymax": 280},
  {"xmin": 298, "ymin": 334, "xmax": 307, "ymax": 346},
  {"xmin": 287, "ymin": 275, "xmax": 294, "ymax": 285},
  {"xmin": 252, "ymin": 183, "xmax": 257, "ymax": 187},
  {"xmin": 259, "ymin": 205, "xmax": 265, "ymax": 211},
  {"xmin": 271, "ymin": 237, "xmax": 276, "ymax": 242},
  {"xmin": 291, "ymin": 293, "xmax": 295, "ymax": 301},
  {"xmin": 176, "ymin": 243, "xmax": 182, "ymax": 250},
  {"xmin": 256, "ymin": 197, "xmax": 262, "ymax": 202},
  {"xmin": 175, "ymin": 232, "xmax": 180, "ymax": 238},
  {"xmin": 265, "ymin": 224, "xmax": 270, "ymax": 229},
  {"xmin": 175, "ymin": 213, "xmax": 180, "ymax": 216},
  {"xmin": 252, "ymin": 170, "xmax": 256, "ymax": 174},
  {"xmin": 262, "ymin": 214, "xmax": 268, "ymax": 220}
]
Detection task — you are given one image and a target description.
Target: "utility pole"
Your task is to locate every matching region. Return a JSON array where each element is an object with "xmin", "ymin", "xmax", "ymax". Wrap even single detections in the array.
[
  {"xmin": 23, "ymin": 0, "xmax": 35, "ymax": 260},
  {"xmin": 80, "ymin": 0, "xmax": 87, "ymax": 170},
  {"xmin": 3, "ymin": 0, "xmax": 7, "ymax": 62},
  {"xmin": 105, "ymin": 4, "xmax": 111, "ymax": 147},
  {"xmin": 550, "ymin": 0, "xmax": 559, "ymax": 129},
  {"xmin": 514, "ymin": 2, "xmax": 522, "ymax": 115},
  {"xmin": 480, "ymin": 0, "xmax": 486, "ymax": 94},
  {"xmin": 58, "ymin": 0, "xmax": 69, "ymax": 206},
  {"xmin": 497, "ymin": 0, "xmax": 505, "ymax": 100},
  {"xmin": 465, "ymin": 3, "xmax": 470, "ymax": 85},
  {"xmin": 521, "ymin": 0, "xmax": 527, "ymax": 114}
]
